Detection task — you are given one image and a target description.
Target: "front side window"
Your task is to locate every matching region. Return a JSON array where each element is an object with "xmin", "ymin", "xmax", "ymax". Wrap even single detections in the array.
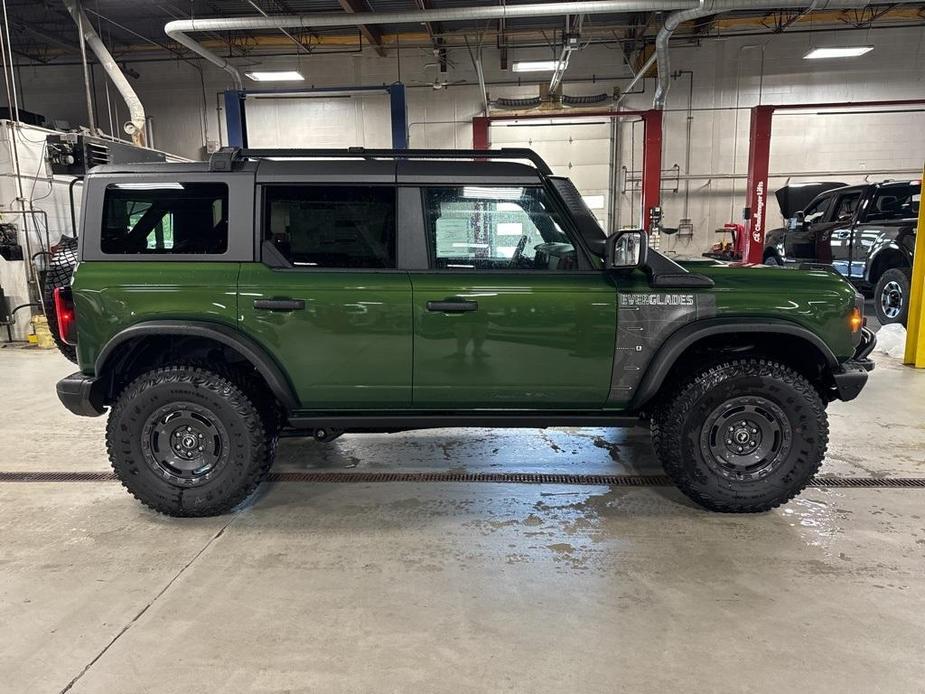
[
  {"xmin": 423, "ymin": 186, "xmax": 578, "ymax": 271},
  {"xmin": 802, "ymin": 195, "xmax": 832, "ymax": 225},
  {"xmin": 833, "ymin": 192, "xmax": 862, "ymax": 222},
  {"xmin": 102, "ymin": 182, "xmax": 228, "ymax": 255},
  {"xmin": 265, "ymin": 186, "xmax": 396, "ymax": 268}
]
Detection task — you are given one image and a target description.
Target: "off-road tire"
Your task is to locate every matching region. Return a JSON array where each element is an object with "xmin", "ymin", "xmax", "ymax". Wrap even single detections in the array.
[
  {"xmin": 874, "ymin": 267, "xmax": 910, "ymax": 326},
  {"xmin": 42, "ymin": 236, "xmax": 78, "ymax": 364},
  {"xmin": 651, "ymin": 359, "xmax": 828, "ymax": 513},
  {"xmin": 106, "ymin": 365, "xmax": 276, "ymax": 517}
]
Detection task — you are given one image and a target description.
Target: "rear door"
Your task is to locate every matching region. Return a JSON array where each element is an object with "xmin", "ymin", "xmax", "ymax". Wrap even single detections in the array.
[
  {"xmin": 237, "ymin": 170, "xmax": 412, "ymax": 410},
  {"xmin": 827, "ymin": 189, "xmax": 864, "ymax": 276},
  {"xmin": 408, "ymin": 183, "xmax": 616, "ymax": 409}
]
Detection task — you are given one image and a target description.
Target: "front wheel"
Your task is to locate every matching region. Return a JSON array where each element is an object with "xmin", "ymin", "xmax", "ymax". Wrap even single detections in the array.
[
  {"xmin": 106, "ymin": 365, "xmax": 276, "ymax": 517},
  {"xmin": 651, "ymin": 359, "xmax": 828, "ymax": 512},
  {"xmin": 874, "ymin": 267, "xmax": 910, "ymax": 326}
]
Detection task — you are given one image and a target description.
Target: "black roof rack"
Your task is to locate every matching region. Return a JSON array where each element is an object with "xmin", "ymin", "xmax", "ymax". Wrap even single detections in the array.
[{"xmin": 208, "ymin": 146, "xmax": 553, "ymax": 176}]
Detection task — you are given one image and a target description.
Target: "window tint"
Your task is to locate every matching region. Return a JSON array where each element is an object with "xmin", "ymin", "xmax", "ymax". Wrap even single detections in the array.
[
  {"xmin": 803, "ymin": 195, "xmax": 832, "ymax": 224},
  {"xmin": 423, "ymin": 186, "xmax": 577, "ymax": 271},
  {"xmin": 102, "ymin": 182, "xmax": 228, "ymax": 255},
  {"xmin": 265, "ymin": 186, "xmax": 396, "ymax": 268},
  {"xmin": 862, "ymin": 183, "xmax": 920, "ymax": 222},
  {"xmin": 833, "ymin": 192, "xmax": 862, "ymax": 222}
]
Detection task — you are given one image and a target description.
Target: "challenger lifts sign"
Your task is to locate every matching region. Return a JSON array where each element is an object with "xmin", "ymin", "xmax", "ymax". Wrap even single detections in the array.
[{"xmin": 752, "ymin": 180, "xmax": 765, "ymax": 244}]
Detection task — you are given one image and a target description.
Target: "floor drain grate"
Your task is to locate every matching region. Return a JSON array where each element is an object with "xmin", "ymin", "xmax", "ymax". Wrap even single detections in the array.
[{"xmin": 1, "ymin": 470, "xmax": 925, "ymax": 488}]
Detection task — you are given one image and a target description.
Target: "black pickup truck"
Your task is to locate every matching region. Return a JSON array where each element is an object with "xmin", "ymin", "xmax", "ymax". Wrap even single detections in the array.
[{"xmin": 764, "ymin": 180, "xmax": 919, "ymax": 325}]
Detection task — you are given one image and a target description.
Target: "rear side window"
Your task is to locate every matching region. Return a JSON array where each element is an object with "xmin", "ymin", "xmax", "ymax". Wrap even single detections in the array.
[
  {"xmin": 264, "ymin": 186, "xmax": 396, "ymax": 268},
  {"xmin": 861, "ymin": 183, "xmax": 920, "ymax": 222},
  {"xmin": 102, "ymin": 182, "xmax": 228, "ymax": 255}
]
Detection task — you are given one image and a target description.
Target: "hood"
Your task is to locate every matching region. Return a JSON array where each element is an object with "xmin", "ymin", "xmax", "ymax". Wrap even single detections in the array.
[{"xmin": 775, "ymin": 182, "xmax": 847, "ymax": 218}]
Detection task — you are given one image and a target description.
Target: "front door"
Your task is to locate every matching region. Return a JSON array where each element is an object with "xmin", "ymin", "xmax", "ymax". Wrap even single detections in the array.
[
  {"xmin": 238, "ymin": 184, "xmax": 412, "ymax": 410},
  {"xmin": 410, "ymin": 185, "xmax": 616, "ymax": 409},
  {"xmin": 785, "ymin": 192, "xmax": 833, "ymax": 263}
]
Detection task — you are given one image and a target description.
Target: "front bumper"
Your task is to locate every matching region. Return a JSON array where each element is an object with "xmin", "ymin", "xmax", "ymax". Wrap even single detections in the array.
[
  {"xmin": 56, "ymin": 372, "xmax": 106, "ymax": 417},
  {"xmin": 832, "ymin": 327, "xmax": 876, "ymax": 402}
]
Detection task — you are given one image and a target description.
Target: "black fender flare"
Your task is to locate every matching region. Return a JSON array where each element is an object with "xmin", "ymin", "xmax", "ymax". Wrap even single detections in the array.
[
  {"xmin": 95, "ymin": 320, "xmax": 300, "ymax": 411},
  {"xmin": 864, "ymin": 238, "xmax": 909, "ymax": 284},
  {"xmin": 628, "ymin": 317, "xmax": 839, "ymax": 410}
]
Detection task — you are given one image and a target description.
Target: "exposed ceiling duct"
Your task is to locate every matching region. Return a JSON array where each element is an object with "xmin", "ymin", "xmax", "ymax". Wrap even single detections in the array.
[
  {"xmin": 164, "ymin": 0, "xmax": 699, "ymax": 89},
  {"xmin": 63, "ymin": 0, "xmax": 147, "ymax": 146},
  {"xmin": 652, "ymin": 0, "xmax": 922, "ymax": 109}
]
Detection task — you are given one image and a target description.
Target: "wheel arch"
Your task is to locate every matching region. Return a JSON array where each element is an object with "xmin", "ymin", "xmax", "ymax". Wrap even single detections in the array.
[
  {"xmin": 865, "ymin": 243, "xmax": 909, "ymax": 285},
  {"xmin": 94, "ymin": 320, "xmax": 299, "ymax": 411},
  {"xmin": 629, "ymin": 318, "xmax": 840, "ymax": 410}
]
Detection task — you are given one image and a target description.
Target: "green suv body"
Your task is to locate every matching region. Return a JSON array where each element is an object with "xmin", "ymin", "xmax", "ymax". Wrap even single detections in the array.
[{"xmin": 55, "ymin": 148, "xmax": 875, "ymax": 516}]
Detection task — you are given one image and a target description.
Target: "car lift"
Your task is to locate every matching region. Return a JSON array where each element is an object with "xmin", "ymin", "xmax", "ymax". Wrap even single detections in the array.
[
  {"xmin": 222, "ymin": 82, "xmax": 409, "ymax": 149},
  {"xmin": 473, "ymin": 109, "xmax": 664, "ymax": 233},
  {"xmin": 740, "ymin": 98, "xmax": 925, "ymax": 265}
]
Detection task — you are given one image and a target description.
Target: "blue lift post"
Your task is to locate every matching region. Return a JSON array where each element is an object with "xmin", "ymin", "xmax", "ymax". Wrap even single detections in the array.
[{"xmin": 222, "ymin": 82, "xmax": 408, "ymax": 149}]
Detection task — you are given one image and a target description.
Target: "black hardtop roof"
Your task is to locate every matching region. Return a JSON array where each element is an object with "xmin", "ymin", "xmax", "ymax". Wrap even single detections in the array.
[{"xmin": 90, "ymin": 158, "xmax": 543, "ymax": 184}]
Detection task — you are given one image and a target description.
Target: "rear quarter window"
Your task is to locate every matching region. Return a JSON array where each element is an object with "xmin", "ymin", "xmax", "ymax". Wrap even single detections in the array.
[{"xmin": 101, "ymin": 182, "xmax": 228, "ymax": 255}]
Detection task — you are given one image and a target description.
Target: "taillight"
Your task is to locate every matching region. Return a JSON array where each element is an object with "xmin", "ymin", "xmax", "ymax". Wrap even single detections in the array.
[{"xmin": 53, "ymin": 287, "xmax": 77, "ymax": 345}]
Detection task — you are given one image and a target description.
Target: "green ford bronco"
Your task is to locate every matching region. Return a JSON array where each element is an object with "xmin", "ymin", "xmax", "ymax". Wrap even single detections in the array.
[{"xmin": 55, "ymin": 148, "xmax": 876, "ymax": 517}]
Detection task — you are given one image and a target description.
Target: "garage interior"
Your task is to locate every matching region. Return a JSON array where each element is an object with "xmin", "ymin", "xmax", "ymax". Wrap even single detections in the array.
[{"xmin": 1, "ymin": 1, "xmax": 924, "ymax": 692}]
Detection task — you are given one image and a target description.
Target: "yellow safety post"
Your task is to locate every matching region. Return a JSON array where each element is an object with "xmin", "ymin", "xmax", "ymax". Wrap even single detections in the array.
[{"xmin": 903, "ymin": 163, "xmax": 925, "ymax": 367}]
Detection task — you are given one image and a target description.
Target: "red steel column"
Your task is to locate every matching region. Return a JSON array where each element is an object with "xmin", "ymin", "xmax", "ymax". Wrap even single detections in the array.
[
  {"xmin": 472, "ymin": 116, "xmax": 490, "ymax": 150},
  {"xmin": 743, "ymin": 105, "xmax": 775, "ymax": 264},
  {"xmin": 641, "ymin": 110, "xmax": 663, "ymax": 232}
]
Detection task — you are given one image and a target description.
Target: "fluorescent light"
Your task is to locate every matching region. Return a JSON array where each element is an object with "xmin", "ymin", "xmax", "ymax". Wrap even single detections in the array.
[
  {"xmin": 803, "ymin": 46, "xmax": 873, "ymax": 60},
  {"xmin": 581, "ymin": 195, "xmax": 605, "ymax": 209},
  {"xmin": 113, "ymin": 182, "xmax": 184, "ymax": 190},
  {"xmin": 462, "ymin": 186, "xmax": 524, "ymax": 200},
  {"xmin": 244, "ymin": 70, "xmax": 305, "ymax": 82},
  {"xmin": 512, "ymin": 60, "xmax": 560, "ymax": 72}
]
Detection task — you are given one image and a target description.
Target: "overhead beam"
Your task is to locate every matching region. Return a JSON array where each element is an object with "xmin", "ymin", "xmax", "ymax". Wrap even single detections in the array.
[{"xmin": 337, "ymin": 0, "xmax": 387, "ymax": 56}]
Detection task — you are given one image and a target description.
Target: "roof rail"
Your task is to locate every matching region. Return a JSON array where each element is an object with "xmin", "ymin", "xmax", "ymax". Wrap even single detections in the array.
[{"xmin": 208, "ymin": 146, "xmax": 553, "ymax": 175}]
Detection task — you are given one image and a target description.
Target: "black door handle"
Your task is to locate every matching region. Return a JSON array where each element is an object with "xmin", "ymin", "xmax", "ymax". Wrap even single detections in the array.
[
  {"xmin": 426, "ymin": 300, "xmax": 478, "ymax": 313},
  {"xmin": 254, "ymin": 298, "xmax": 305, "ymax": 311}
]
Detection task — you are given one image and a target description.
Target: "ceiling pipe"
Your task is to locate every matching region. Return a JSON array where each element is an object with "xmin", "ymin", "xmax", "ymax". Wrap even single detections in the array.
[
  {"xmin": 64, "ymin": 0, "xmax": 146, "ymax": 146},
  {"xmin": 653, "ymin": 0, "xmax": 920, "ymax": 109},
  {"xmin": 164, "ymin": 0, "xmax": 699, "ymax": 89}
]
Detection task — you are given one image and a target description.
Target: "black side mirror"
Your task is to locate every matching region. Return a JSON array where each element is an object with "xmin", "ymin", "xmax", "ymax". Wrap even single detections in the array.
[
  {"xmin": 605, "ymin": 230, "xmax": 648, "ymax": 270},
  {"xmin": 788, "ymin": 211, "xmax": 806, "ymax": 231}
]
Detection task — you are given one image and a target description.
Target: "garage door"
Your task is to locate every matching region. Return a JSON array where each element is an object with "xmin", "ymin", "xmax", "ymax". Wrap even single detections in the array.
[{"xmin": 488, "ymin": 120, "xmax": 614, "ymax": 232}]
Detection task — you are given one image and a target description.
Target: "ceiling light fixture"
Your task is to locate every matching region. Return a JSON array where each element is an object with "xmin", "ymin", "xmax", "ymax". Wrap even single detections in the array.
[
  {"xmin": 244, "ymin": 70, "xmax": 305, "ymax": 82},
  {"xmin": 511, "ymin": 60, "xmax": 561, "ymax": 72},
  {"xmin": 803, "ymin": 46, "xmax": 874, "ymax": 60}
]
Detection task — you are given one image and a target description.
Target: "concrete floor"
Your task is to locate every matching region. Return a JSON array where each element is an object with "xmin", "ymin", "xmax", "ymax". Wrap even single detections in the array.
[{"xmin": 1, "ymin": 345, "xmax": 924, "ymax": 693}]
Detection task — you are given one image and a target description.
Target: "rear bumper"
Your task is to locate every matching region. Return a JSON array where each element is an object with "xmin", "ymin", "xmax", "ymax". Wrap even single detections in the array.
[
  {"xmin": 832, "ymin": 327, "xmax": 876, "ymax": 402},
  {"xmin": 56, "ymin": 372, "xmax": 106, "ymax": 417}
]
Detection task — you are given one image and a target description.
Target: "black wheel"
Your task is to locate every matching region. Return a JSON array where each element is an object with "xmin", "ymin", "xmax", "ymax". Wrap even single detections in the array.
[
  {"xmin": 43, "ymin": 236, "xmax": 78, "ymax": 364},
  {"xmin": 874, "ymin": 267, "xmax": 910, "ymax": 326},
  {"xmin": 106, "ymin": 365, "xmax": 277, "ymax": 517},
  {"xmin": 762, "ymin": 253, "xmax": 782, "ymax": 266},
  {"xmin": 651, "ymin": 359, "xmax": 828, "ymax": 513}
]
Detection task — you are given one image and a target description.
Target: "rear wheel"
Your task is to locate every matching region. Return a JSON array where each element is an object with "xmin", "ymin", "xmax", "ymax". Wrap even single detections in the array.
[
  {"xmin": 651, "ymin": 359, "xmax": 828, "ymax": 512},
  {"xmin": 874, "ymin": 267, "xmax": 910, "ymax": 326},
  {"xmin": 106, "ymin": 365, "xmax": 276, "ymax": 517}
]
